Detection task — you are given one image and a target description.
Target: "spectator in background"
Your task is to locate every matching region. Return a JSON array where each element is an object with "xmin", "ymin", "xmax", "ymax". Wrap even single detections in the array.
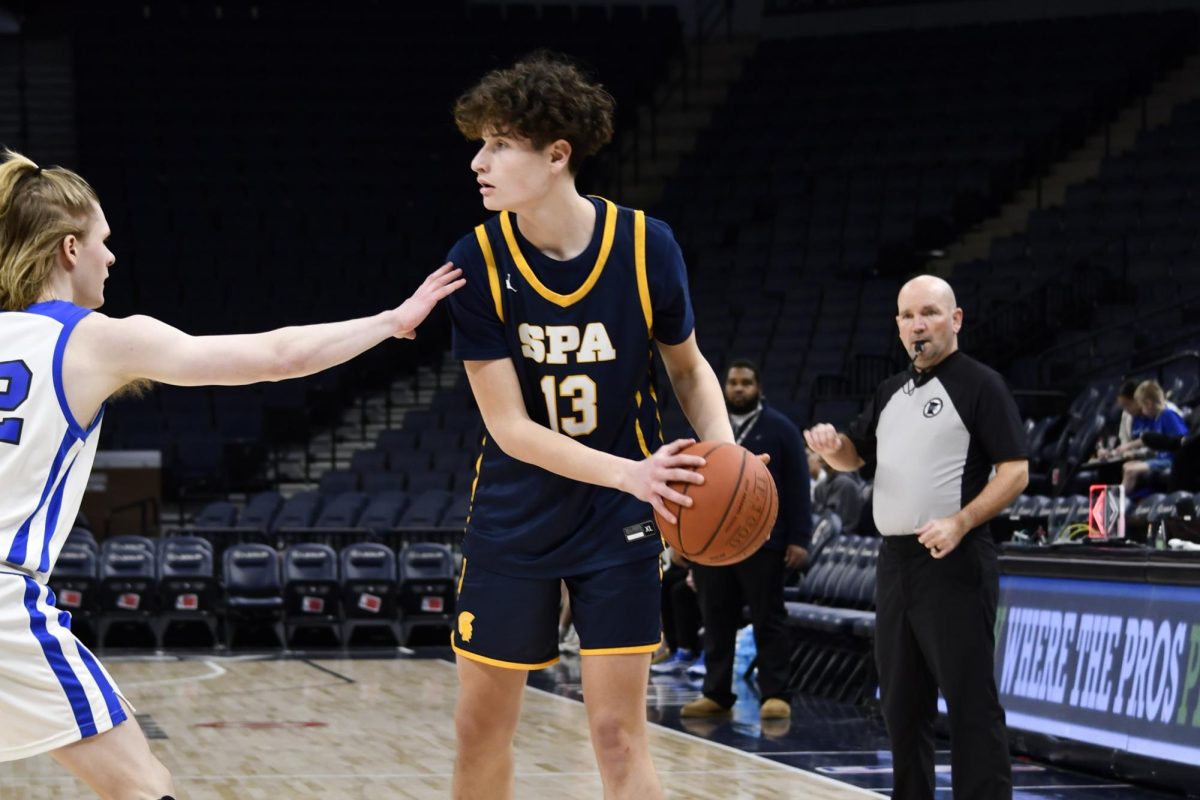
[
  {"xmin": 1115, "ymin": 379, "xmax": 1142, "ymax": 447},
  {"xmin": 808, "ymin": 446, "xmax": 865, "ymax": 534},
  {"xmin": 1115, "ymin": 380, "xmax": 1189, "ymax": 494},
  {"xmin": 650, "ymin": 548, "xmax": 703, "ymax": 673},
  {"xmin": 683, "ymin": 359, "xmax": 811, "ymax": 720}
]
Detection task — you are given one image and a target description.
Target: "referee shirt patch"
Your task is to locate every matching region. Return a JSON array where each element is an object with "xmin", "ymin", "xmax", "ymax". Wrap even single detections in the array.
[{"xmin": 923, "ymin": 398, "xmax": 944, "ymax": 418}]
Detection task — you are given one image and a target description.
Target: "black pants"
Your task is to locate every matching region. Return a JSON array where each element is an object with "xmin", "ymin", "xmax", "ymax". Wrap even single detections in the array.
[
  {"xmin": 876, "ymin": 532, "xmax": 1012, "ymax": 800},
  {"xmin": 692, "ymin": 545, "xmax": 791, "ymax": 707},
  {"xmin": 661, "ymin": 564, "xmax": 701, "ymax": 653}
]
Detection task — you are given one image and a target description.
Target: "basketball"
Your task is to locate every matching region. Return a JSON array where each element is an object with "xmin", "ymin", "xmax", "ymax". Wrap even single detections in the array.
[{"xmin": 654, "ymin": 442, "xmax": 779, "ymax": 566}]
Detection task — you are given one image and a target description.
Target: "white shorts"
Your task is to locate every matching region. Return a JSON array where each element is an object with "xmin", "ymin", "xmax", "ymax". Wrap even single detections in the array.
[{"xmin": 0, "ymin": 570, "xmax": 130, "ymax": 762}]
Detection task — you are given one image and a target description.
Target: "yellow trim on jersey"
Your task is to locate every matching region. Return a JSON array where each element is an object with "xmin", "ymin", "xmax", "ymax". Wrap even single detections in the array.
[
  {"xmin": 474, "ymin": 225, "xmax": 505, "ymax": 323},
  {"xmin": 634, "ymin": 209, "xmax": 653, "ymax": 335},
  {"xmin": 451, "ymin": 640, "xmax": 560, "ymax": 670},
  {"xmin": 466, "ymin": 436, "xmax": 486, "ymax": 525},
  {"xmin": 457, "ymin": 557, "xmax": 467, "ymax": 596},
  {"xmin": 579, "ymin": 638, "xmax": 663, "ymax": 656},
  {"xmin": 498, "ymin": 198, "xmax": 618, "ymax": 308},
  {"xmin": 634, "ymin": 390, "xmax": 651, "ymax": 458}
]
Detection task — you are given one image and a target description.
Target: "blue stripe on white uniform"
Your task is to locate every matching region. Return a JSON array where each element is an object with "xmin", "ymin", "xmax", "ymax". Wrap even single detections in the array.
[
  {"xmin": 39, "ymin": 459, "xmax": 78, "ymax": 574},
  {"xmin": 21, "ymin": 577, "xmax": 97, "ymax": 737},
  {"xmin": 5, "ymin": 429, "xmax": 78, "ymax": 567}
]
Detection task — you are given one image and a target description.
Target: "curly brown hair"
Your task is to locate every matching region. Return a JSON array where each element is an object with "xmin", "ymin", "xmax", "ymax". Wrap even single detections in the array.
[{"xmin": 454, "ymin": 52, "xmax": 615, "ymax": 174}]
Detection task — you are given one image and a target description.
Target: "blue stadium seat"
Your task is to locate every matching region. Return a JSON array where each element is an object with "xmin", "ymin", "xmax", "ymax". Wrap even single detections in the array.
[
  {"xmin": 222, "ymin": 544, "xmax": 283, "ymax": 649},
  {"xmin": 340, "ymin": 543, "xmax": 399, "ymax": 645},
  {"xmin": 398, "ymin": 543, "xmax": 456, "ymax": 644},
  {"xmin": 315, "ymin": 492, "xmax": 369, "ymax": 529},
  {"xmin": 282, "ymin": 544, "xmax": 341, "ymax": 646},
  {"xmin": 239, "ymin": 491, "xmax": 283, "ymax": 530},
  {"xmin": 157, "ymin": 540, "xmax": 219, "ymax": 647}
]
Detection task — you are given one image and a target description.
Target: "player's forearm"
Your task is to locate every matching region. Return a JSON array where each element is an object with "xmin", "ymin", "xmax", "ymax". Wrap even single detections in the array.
[
  {"xmin": 252, "ymin": 310, "xmax": 400, "ymax": 382},
  {"xmin": 953, "ymin": 460, "xmax": 1029, "ymax": 533},
  {"xmin": 488, "ymin": 416, "xmax": 633, "ymax": 491},
  {"xmin": 669, "ymin": 362, "xmax": 734, "ymax": 443}
]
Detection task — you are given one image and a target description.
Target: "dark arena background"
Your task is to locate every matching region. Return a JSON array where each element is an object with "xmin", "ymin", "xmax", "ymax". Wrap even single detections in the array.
[{"xmin": 2, "ymin": 0, "xmax": 1200, "ymax": 797}]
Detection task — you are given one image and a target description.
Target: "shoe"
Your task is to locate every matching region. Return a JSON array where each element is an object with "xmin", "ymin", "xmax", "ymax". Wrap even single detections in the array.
[
  {"xmin": 650, "ymin": 643, "xmax": 672, "ymax": 666},
  {"xmin": 760, "ymin": 698, "xmax": 791, "ymax": 719},
  {"xmin": 650, "ymin": 648, "xmax": 696, "ymax": 674},
  {"xmin": 685, "ymin": 652, "xmax": 707, "ymax": 678},
  {"xmin": 680, "ymin": 696, "xmax": 732, "ymax": 718}
]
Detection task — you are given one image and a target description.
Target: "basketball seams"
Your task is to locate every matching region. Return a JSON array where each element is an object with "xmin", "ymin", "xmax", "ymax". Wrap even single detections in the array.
[
  {"xmin": 711, "ymin": 465, "xmax": 778, "ymax": 565},
  {"xmin": 690, "ymin": 445, "xmax": 746, "ymax": 558},
  {"xmin": 675, "ymin": 442, "xmax": 731, "ymax": 559}
]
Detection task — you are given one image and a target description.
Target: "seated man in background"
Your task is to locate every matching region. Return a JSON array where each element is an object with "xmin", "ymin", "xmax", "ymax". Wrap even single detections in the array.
[{"xmin": 808, "ymin": 446, "xmax": 865, "ymax": 535}]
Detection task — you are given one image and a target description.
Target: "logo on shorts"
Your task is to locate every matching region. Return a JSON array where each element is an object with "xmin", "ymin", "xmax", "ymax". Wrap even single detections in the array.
[
  {"xmin": 923, "ymin": 398, "xmax": 944, "ymax": 418},
  {"xmin": 458, "ymin": 611, "xmax": 476, "ymax": 642},
  {"xmin": 624, "ymin": 520, "xmax": 657, "ymax": 543}
]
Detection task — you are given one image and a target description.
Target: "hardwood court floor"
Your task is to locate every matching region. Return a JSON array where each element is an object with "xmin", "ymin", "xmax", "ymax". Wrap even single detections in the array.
[{"xmin": 0, "ymin": 655, "xmax": 881, "ymax": 799}]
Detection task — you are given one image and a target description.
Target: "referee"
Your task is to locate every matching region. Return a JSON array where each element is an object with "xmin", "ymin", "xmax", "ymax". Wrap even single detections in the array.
[{"xmin": 805, "ymin": 275, "xmax": 1028, "ymax": 800}]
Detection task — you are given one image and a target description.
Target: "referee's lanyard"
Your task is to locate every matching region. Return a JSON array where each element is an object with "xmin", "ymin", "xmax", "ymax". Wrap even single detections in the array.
[{"xmin": 731, "ymin": 404, "xmax": 763, "ymax": 446}]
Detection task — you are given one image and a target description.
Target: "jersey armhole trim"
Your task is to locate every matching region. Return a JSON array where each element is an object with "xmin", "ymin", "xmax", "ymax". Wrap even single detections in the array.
[
  {"xmin": 634, "ymin": 210, "xmax": 653, "ymax": 336},
  {"xmin": 50, "ymin": 305, "xmax": 99, "ymax": 439},
  {"xmin": 474, "ymin": 225, "xmax": 505, "ymax": 323}
]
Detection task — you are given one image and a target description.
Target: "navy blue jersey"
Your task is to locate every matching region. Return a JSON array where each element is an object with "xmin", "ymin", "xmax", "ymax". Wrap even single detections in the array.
[{"xmin": 446, "ymin": 197, "xmax": 694, "ymax": 578}]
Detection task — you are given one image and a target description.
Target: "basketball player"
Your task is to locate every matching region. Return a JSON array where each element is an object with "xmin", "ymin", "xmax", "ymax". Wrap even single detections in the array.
[
  {"xmin": 0, "ymin": 149, "xmax": 463, "ymax": 799},
  {"xmin": 445, "ymin": 54, "xmax": 736, "ymax": 799}
]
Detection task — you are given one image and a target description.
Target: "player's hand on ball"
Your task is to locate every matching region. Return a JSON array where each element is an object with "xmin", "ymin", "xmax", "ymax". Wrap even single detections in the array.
[
  {"xmin": 803, "ymin": 423, "xmax": 842, "ymax": 456},
  {"xmin": 622, "ymin": 438, "xmax": 705, "ymax": 525},
  {"xmin": 390, "ymin": 262, "xmax": 466, "ymax": 339}
]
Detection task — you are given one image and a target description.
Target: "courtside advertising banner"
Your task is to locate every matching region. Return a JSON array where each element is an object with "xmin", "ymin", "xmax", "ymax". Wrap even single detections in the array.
[{"xmin": 996, "ymin": 575, "xmax": 1200, "ymax": 765}]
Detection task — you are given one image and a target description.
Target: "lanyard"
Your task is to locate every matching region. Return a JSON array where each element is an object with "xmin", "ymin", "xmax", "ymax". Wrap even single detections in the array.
[{"xmin": 732, "ymin": 407, "xmax": 763, "ymax": 446}]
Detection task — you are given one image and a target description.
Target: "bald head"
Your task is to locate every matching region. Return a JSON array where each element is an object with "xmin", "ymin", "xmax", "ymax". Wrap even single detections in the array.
[
  {"xmin": 896, "ymin": 274, "xmax": 962, "ymax": 369},
  {"xmin": 898, "ymin": 275, "xmax": 956, "ymax": 312}
]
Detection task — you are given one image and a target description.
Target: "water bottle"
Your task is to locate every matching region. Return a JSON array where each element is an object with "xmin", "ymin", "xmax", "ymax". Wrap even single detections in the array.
[{"xmin": 734, "ymin": 624, "xmax": 757, "ymax": 678}]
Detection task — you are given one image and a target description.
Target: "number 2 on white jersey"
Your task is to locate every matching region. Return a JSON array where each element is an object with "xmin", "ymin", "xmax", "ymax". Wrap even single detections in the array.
[{"xmin": 539, "ymin": 374, "xmax": 597, "ymax": 437}]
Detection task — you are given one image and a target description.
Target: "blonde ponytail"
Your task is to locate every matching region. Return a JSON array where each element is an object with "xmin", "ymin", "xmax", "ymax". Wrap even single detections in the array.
[{"xmin": 0, "ymin": 149, "xmax": 99, "ymax": 311}]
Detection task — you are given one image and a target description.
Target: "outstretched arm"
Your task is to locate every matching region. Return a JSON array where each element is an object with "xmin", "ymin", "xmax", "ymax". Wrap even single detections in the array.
[{"xmin": 65, "ymin": 263, "xmax": 464, "ymax": 422}]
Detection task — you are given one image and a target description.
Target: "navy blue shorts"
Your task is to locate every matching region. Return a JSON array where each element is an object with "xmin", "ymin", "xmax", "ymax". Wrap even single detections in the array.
[{"xmin": 451, "ymin": 556, "xmax": 662, "ymax": 669}]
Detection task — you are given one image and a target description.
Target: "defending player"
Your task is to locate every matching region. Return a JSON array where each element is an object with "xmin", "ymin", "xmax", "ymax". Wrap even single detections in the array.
[
  {"xmin": 0, "ymin": 149, "xmax": 463, "ymax": 799},
  {"xmin": 445, "ymin": 54, "xmax": 735, "ymax": 799}
]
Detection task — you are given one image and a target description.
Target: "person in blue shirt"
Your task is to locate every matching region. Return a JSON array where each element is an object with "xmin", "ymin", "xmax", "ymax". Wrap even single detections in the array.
[
  {"xmin": 444, "ymin": 53, "xmax": 743, "ymax": 800},
  {"xmin": 683, "ymin": 359, "xmax": 811, "ymax": 720},
  {"xmin": 1115, "ymin": 379, "xmax": 1189, "ymax": 494}
]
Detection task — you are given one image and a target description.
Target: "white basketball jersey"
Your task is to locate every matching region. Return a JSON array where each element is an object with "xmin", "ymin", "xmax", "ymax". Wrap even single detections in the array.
[{"xmin": 0, "ymin": 301, "xmax": 103, "ymax": 582}]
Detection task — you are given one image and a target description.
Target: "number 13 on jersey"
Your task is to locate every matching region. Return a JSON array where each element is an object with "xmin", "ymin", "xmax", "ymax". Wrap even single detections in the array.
[{"xmin": 540, "ymin": 375, "xmax": 597, "ymax": 437}]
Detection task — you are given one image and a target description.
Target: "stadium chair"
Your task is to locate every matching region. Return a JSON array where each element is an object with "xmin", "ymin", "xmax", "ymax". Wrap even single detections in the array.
[
  {"xmin": 96, "ymin": 543, "xmax": 159, "ymax": 648},
  {"xmin": 398, "ymin": 543, "xmax": 456, "ymax": 644},
  {"xmin": 398, "ymin": 490, "xmax": 452, "ymax": 528},
  {"xmin": 318, "ymin": 469, "xmax": 359, "ymax": 497},
  {"xmin": 157, "ymin": 539, "xmax": 219, "ymax": 647},
  {"xmin": 340, "ymin": 543, "xmax": 400, "ymax": 645},
  {"xmin": 282, "ymin": 544, "xmax": 341, "ymax": 647},
  {"xmin": 358, "ymin": 491, "xmax": 409, "ymax": 532},
  {"xmin": 192, "ymin": 501, "xmax": 238, "ymax": 528},
  {"xmin": 272, "ymin": 491, "xmax": 323, "ymax": 533},
  {"xmin": 222, "ymin": 544, "xmax": 284, "ymax": 649},
  {"xmin": 361, "ymin": 471, "xmax": 407, "ymax": 495},
  {"xmin": 315, "ymin": 492, "xmax": 369, "ymax": 528},
  {"xmin": 238, "ymin": 491, "xmax": 283, "ymax": 530}
]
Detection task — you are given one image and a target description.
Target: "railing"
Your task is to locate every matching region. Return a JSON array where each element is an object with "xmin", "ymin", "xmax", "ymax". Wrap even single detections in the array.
[{"xmin": 1034, "ymin": 295, "xmax": 1200, "ymax": 387}]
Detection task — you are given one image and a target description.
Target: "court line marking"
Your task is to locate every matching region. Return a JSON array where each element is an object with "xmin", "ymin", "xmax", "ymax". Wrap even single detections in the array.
[
  {"xmin": 430, "ymin": 661, "xmax": 886, "ymax": 798},
  {"xmin": 121, "ymin": 659, "xmax": 227, "ymax": 688},
  {"xmin": 0, "ymin": 766, "xmax": 867, "ymax": 785}
]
